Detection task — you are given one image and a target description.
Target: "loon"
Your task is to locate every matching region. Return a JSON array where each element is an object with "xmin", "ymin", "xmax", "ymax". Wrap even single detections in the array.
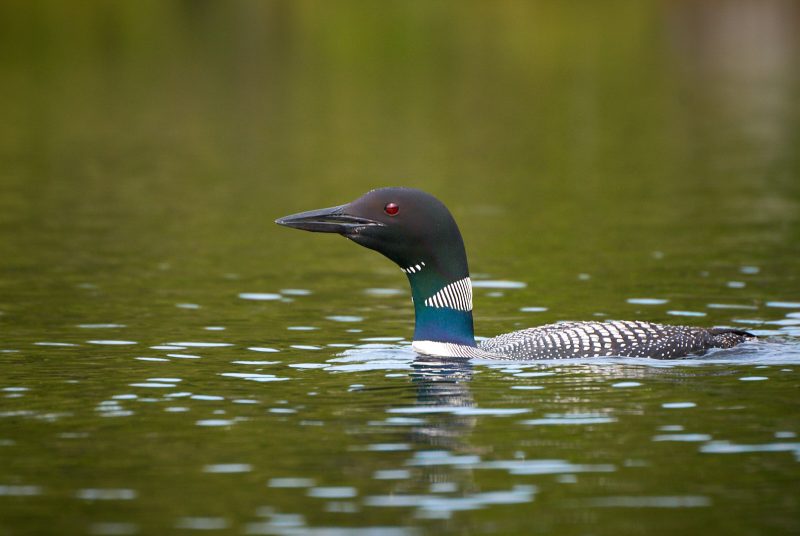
[{"xmin": 275, "ymin": 187, "xmax": 754, "ymax": 360}]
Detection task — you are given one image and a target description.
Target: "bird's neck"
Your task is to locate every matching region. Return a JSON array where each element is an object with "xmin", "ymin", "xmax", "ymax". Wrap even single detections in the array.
[{"xmin": 404, "ymin": 261, "xmax": 476, "ymax": 347}]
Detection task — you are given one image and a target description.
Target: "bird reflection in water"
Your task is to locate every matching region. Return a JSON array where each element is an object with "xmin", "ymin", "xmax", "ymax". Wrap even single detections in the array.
[{"xmin": 408, "ymin": 356, "xmax": 481, "ymax": 451}]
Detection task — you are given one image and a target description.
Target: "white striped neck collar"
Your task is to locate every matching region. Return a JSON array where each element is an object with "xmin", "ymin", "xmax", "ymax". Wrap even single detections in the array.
[
  {"xmin": 424, "ymin": 276, "xmax": 473, "ymax": 312},
  {"xmin": 406, "ymin": 268, "xmax": 476, "ymax": 347}
]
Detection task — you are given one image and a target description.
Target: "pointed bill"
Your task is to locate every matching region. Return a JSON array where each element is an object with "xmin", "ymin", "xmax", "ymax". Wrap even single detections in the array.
[{"xmin": 275, "ymin": 204, "xmax": 383, "ymax": 234}]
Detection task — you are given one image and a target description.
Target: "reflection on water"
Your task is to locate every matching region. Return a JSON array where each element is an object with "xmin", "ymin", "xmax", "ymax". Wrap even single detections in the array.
[
  {"xmin": 1, "ymin": 0, "xmax": 800, "ymax": 534},
  {"xmin": 1, "ymin": 336, "xmax": 800, "ymax": 532}
]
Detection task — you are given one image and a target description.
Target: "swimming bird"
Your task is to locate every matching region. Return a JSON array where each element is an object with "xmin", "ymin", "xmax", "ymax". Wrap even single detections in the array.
[{"xmin": 275, "ymin": 187, "xmax": 754, "ymax": 360}]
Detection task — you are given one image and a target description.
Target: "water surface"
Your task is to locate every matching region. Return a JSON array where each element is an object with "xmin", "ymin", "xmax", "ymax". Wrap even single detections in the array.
[{"xmin": 1, "ymin": 2, "xmax": 799, "ymax": 535}]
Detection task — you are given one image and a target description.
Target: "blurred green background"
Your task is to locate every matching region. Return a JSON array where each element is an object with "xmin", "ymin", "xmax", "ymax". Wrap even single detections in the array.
[
  {"xmin": 0, "ymin": 2, "xmax": 799, "ymax": 535},
  {"xmin": 2, "ymin": 0, "xmax": 798, "ymax": 276}
]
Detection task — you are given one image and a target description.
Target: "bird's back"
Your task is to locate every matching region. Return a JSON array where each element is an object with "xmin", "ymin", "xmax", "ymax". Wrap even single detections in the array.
[{"xmin": 478, "ymin": 320, "xmax": 754, "ymax": 360}]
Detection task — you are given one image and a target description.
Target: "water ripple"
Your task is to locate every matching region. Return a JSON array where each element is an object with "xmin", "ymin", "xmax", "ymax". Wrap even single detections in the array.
[
  {"xmin": 652, "ymin": 434, "xmax": 712, "ymax": 442},
  {"xmin": 167, "ymin": 342, "xmax": 233, "ymax": 348},
  {"xmin": 583, "ymin": 495, "xmax": 711, "ymax": 508},
  {"xmin": 268, "ymin": 478, "xmax": 316, "ymax": 488},
  {"xmin": 247, "ymin": 347, "xmax": 280, "ymax": 353},
  {"xmin": 307, "ymin": 487, "xmax": 358, "ymax": 499},
  {"xmin": 471, "ymin": 280, "xmax": 527, "ymax": 289},
  {"xmin": 76, "ymin": 488, "xmax": 137, "ymax": 500},
  {"xmin": 220, "ymin": 373, "xmax": 289, "ymax": 382},
  {"xmin": 520, "ymin": 414, "xmax": 616, "ymax": 425},
  {"xmin": 203, "ymin": 463, "xmax": 252, "ymax": 473},
  {"xmin": 239, "ymin": 293, "xmax": 281, "ymax": 301},
  {"xmin": 0, "ymin": 485, "xmax": 41, "ymax": 496},
  {"xmin": 196, "ymin": 419, "xmax": 235, "ymax": 427},
  {"xmin": 175, "ymin": 517, "xmax": 229, "ymax": 530},
  {"xmin": 477, "ymin": 459, "xmax": 615, "ymax": 475},
  {"xmin": 700, "ymin": 441, "xmax": 800, "ymax": 455},
  {"xmin": 766, "ymin": 301, "xmax": 800, "ymax": 309},
  {"xmin": 627, "ymin": 298, "xmax": 668, "ymax": 305},
  {"xmin": 364, "ymin": 484, "xmax": 536, "ymax": 517}
]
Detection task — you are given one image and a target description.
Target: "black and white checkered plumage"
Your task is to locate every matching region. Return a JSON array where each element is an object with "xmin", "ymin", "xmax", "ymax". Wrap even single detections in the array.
[{"xmin": 476, "ymin": 320, "xmax": 754, "ymax": 360}]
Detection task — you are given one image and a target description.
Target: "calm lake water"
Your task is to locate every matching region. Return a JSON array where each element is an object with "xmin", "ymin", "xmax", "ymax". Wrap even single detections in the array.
[{"xmin": 1, "ymin": 2, "xmax": 799, "ymax": 535}]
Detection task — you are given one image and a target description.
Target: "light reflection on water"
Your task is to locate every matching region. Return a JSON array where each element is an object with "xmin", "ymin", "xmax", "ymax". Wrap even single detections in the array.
[
  {"xmin": 1, "ymin": 0, "xmax": 800, "ymax": 533},
  {"xmin": 9, "ymin": 328, "xmax": 796, "ymax": 531}
]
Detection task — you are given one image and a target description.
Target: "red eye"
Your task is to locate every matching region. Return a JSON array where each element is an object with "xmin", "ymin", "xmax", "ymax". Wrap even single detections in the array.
[{"xmin": 384, "ymin": 202, "xmax": 399, "ymax": 216}]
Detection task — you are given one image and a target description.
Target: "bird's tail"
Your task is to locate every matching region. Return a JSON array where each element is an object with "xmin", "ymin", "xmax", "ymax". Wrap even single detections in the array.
[{"xmin": 708, "ymin": 328, "xmax": 756, "ymax": 348}]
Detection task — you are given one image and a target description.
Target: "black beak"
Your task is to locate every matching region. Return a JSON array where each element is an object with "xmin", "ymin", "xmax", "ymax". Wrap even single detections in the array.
[{"xmin": 275, "ymin": 204, "xmax": 383, "ymax": 234}]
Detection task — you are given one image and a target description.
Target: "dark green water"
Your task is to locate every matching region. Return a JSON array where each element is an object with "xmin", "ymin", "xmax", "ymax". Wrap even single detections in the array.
[{"xmin": 1, "ymin": 2, "xmax": 799, "ymax": 535}]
